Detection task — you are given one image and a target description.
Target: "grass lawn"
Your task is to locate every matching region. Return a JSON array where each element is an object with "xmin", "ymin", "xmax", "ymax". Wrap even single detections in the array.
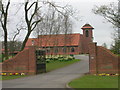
[
  {"xmin": 68, "ymin": 75, "xmax": 118, "ymax": 88},
  {"xmin": 46, "ymin": 59, "xmax": 80, "ymax": 72},
  {"xmin": 117, "ymin": 54, "xmax": 120, "ymax": 56},
  {"xmin": 0, "ymin": 75, "xmax": 27, "ymax": 80}
]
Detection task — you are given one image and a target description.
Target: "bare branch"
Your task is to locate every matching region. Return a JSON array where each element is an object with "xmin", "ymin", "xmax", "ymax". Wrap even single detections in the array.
[
  {"xmin": 31, "ymin": 18, "xmax": 43, "ymax": 31},
  {"xmin": 92, "ymin": 4, "xmax": 119, "ymax": 28},
  {"xmin": 29, "ymin": 2, "xmax": 38, "ymax": 24},
  {"xmin": 27, "ymin": 2, "xmax": 36, "ymax": 11},
  {"xmin": 25, "ymin": 3, "xmax": 29, "ymax": 24},
  {"xmin": 12, "ymin": 28, "xmax": 21, "ymax": 41}
]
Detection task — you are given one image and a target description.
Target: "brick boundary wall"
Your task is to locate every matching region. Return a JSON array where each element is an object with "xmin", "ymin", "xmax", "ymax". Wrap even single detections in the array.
[
  {"xmin": 0, "ymin": 63, "xmax": 2, "ymax": 73},
  {"xmin": 0, "ymin": 47, "xmax": 37, "ymax": 75},
  {"xmin": 89, "ymin": 42, "xmax": 119, "ymax": 74}
]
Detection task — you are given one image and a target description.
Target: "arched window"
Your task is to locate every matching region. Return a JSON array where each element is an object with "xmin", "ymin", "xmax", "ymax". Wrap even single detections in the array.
[
  {"xmin": 71, "ymin": 47, "xmax": 75, "ymax": 52},
  {"xmin": 86, "ymin": 30, "xmax": 89, "ymax": 37},
  {"xmin": 63, "ymin": 47, "xmax": 67, "ymax": 53}
]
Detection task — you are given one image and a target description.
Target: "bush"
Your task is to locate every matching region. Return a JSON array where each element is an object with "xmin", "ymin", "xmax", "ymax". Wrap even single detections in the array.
[
  {"xmin": 70, "ymin": 54, "xmax": 74, "ymax": 57},
  {"xmin": 67, "ymin": 58, "xmax": 73, "ymax": 61},
  {"xmin": 46, "ymin": 60, "xmax": 50, "ymax": 63},
  {"xmin": 58, "ymin": 57, "xmax": 64, "ymax": 59},
  {"xmin": 57, "ymin": 57, "xmax": 63, "ymax": 61},
  {"xmin": 46, "ymin": 56, "xmax": 74, "ymax": 62},
  {"xmin": 49, "ymin": 58, "xmax": 54, "ymax": 60}
]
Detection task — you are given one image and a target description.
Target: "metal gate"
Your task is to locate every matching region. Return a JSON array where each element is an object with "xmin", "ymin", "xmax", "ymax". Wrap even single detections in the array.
[{"xmin": 36, "ymin": 49, "xmax": 46, "ymax": 74}]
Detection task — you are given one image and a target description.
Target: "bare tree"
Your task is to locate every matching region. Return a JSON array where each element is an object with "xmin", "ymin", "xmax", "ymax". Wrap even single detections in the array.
[
  {"xmin": 21, "ymin": 1, "xmax": 43, "ymax": 51},
  {"xmin": 92, "ymin": 2, "xmax": 120, "ymax": 54},
  {"xmin": 0, "ymin": 0, "xmax": 76, "ymax": 59},
  {"xmin": 0, "ymin": 0, "xmax": 2, "ymax": 59},
  {"xmin": 0, "ymin": 1, "xmax": 26, "ymax": 59},
  {"xmin": 0, "ymin": 0, "xmax": 2, "ymax": 11},
  {"xmin": 92, "ymin": 3, "xmax": 119, "ymax": 28},
  {"xmin": 33, "ymin": 2, "xmax": 74, "ymax": 57},
  {"xmin": 0, "ymin": 0, "xmax": 10, "ymax": 59},
  {"xmin": 8, "ymin": 27, "xmax": 23, "ymax": 57}
]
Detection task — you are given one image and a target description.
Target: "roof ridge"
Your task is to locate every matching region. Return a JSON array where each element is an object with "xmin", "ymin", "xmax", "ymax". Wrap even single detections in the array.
[{"xmin": 38, "ymin": 33, "xmax": 80, "ymax": 36}]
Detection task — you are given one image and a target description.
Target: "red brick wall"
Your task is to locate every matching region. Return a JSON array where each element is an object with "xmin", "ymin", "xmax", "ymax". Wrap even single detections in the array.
[
  {"xmin": 89, "ymin": 42, "xmax": 97, "ymax": 74},
  {"xmin": 0, "ymin": 63, "xmax": 2, "ymax": 72},
  {"xmin": 1, "ymin": 47, "xmax": 37, "ymax": 75},
  {"xmin": 89, "ymin": 42, "xmax": 119, "ymax": 74}
]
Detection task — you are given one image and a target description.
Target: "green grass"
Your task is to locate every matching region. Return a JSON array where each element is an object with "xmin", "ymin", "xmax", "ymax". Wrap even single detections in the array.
[
  {"xmin": 46, "ymin": 59, "xmax": 80, "ymax": 72},
  {"xmin": 68, "ymin": 75, "xmax": 118, "ymax": 88},
  {"xmin": 117, "ymin": 54, "xmax": 120, "ymax": 56},
  {"xmin": 0, "ymin": 75, "xmax": 27, "ymax": 80}
]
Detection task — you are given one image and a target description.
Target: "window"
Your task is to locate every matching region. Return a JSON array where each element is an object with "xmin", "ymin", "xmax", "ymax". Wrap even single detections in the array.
[
  {"xmin": 47, "ymin": 50, "xmax": 50, "ymax": 53},
  {"xmin": 54, "ymin": 48, "xmax": 58, "ymax": 53},
  {"xmin": 63, "ymin": 47, "xmax": 67, "ymax": 53},
  {"xmin": 71, "ymin": 47, "xmax": 75, "ymax": 52},
  {"xmin": 86, "ymin": 30, "xmax": 89, "ymax": 37},
  {"xmin": 32, "ymin": 40, "xmax": 34, "ymax": 46}
]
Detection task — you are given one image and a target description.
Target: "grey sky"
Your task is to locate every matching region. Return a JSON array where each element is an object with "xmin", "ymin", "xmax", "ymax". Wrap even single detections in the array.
[
  {"xmin": 36, "ymin": 0, "xmax": 118, "ymax": 48},
  {"xmin": 51, "ymin": 0, "xmax": 118, "ymax": 48},
  {"xmin": 1, "ymin": 0, "xmax": 118, "ymax": 48}
]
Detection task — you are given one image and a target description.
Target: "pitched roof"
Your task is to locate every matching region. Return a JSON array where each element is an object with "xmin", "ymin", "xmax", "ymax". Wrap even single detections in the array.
[
  {"xmin": 81, "ymin": 24, "xmax": 94, "ymax": 29},
  {"xmin": 26, "ymin": 33, "xmax": 81, "ymax": 47}
]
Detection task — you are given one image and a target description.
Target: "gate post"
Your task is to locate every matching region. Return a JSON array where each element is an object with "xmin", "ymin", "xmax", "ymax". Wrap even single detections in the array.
[
  {"xmin": 28, "ymin": 46, "xmax": 37, "ymax": 75},
  {"xmin": 89, "ymin": 42, "xmax": 98, "ymax": 74}
]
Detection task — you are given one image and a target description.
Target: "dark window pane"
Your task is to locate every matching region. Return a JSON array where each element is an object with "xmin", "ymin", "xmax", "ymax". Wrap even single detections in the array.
[
  {"xmin": 63, "ymin": 47, "xmax": 67, "ymax": 53},
  {"xmin": 47, "ymin": 50, "xmax": 50, "ymax": 53},
  {"xmin": 54, "ymin": 48, "xmax": 58, "ymax": 53},
  {"xmin": 86, "ymin": 30, "xmax": 89, "ymax": 37},
  {"xmin": 71, "ymin": 47, "xmax": 75, "ymax": 52}
]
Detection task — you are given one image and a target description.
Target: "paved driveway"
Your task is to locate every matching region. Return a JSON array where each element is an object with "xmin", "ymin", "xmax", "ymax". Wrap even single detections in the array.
[{"xmin": 2, "ymin": 55, "xmax": 89, "ymax": 88}]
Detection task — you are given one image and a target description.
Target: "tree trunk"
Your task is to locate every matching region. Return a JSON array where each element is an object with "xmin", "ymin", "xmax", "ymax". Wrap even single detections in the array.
[
  {"xmin": 21, "ymin": 32, "xmax": 31, "ymax": 51},
  {"xmin": 4, "ymin": 30, "xmax": 8, "ymax": 60}
]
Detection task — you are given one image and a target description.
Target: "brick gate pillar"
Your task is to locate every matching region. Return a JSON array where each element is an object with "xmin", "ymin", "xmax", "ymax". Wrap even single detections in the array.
[
  {"xmin": 89, "ymin": 42, "xmax": 98, "ymax": 74},
  {"xmin": 28, "ymin": 46, "xmax": 37, "ymax": 75}
]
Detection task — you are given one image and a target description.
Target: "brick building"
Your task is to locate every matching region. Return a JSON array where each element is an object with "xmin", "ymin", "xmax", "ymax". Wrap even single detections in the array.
[{"xmin": 26, "ymin": 24, "xmax": 94, "ymax": 55}]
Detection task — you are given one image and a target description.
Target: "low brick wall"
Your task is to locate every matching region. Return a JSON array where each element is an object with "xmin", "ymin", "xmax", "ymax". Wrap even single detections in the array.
[
  {"xmin": 0, "ymin": 47, "xmax": 37, "ymax": 75},
  {"xmin": 89, "ymin": 42, "xmax": 119, "ymax": 74}
]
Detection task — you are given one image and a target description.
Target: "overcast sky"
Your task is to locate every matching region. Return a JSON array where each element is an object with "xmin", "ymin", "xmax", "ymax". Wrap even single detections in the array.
[
  {"xmin": 51, "ymin": 0, "xmax": 118, "ymax": 48},
  {"xmin": 2, "ymin": 0, "xmax": 118, "ymax": 48}
]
